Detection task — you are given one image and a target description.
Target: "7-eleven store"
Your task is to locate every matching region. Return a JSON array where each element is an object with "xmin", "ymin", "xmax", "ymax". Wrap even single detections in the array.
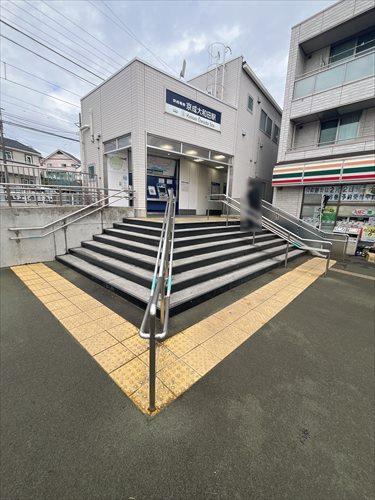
[{"xmin": 272, "ymin": 154, "xmax": 375, "ymax": 246}]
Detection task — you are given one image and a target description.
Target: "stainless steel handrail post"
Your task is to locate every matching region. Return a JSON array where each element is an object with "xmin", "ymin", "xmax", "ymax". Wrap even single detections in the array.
[
  {"xmin": 325, "ymin": 251, "xmax": 331, "ymax": 277},
  {"xmin": 149, "ymin": 311, "xmax": 156, "ymax": 412},
  {"xmin": 285, "ymin": 239, "xmax": 289, "ymax": 268}
]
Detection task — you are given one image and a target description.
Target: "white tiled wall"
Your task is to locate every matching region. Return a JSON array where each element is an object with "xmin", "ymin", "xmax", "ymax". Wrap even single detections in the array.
[{"xmin": 272, "ymin": 186, "xmax": 304, "ymax": 217}]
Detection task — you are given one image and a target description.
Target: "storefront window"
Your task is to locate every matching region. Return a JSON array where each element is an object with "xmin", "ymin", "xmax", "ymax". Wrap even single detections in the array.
[{"xmin": 301, "ymin": 183, "xmax": 375, "ymax": 233}]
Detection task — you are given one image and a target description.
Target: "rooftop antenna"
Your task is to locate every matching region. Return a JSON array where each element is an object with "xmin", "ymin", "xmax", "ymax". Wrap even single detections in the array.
[
  {"xmin": 206, "ymin": 43, "xmax": 231, "ymax": 100},
  {"xmin": 179, "ymin": 59, "xmax": 186, "ymax": 80}
]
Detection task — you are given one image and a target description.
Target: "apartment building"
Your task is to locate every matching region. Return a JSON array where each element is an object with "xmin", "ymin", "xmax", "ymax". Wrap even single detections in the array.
[
  {"xmin": 1, "ymin": 137, "xmax": 42, "ymax": 184},
  {"xmin": 41, "ymin": 149, "xmax": 82, "ymax": 186},
  {"xmin": 80, "ymin": 56, "xmax": 281, "ymax": 215},
  {"xmin": 272, "ymin": 0, "xmax": 375, "ymax": 240}
]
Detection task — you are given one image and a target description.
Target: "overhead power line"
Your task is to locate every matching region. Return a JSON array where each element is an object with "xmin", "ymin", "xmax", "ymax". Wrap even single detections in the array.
[
  {"xmin": 92, "ymin": 0, "xmax": 177, "ymax": 75},
  {"xmin": 1, "ymin": 94, "xmax": 76, "ymax": 125},
  {"xmin": 1, "ymin": 77, "xmax": 80, "ymax": 108},
  {"xmin": 39, "ymin": 0, "xmax": 128, "ymax": 66},
  {"xmin": 1, "ymin": 61, "xmax": 82, "ymax": 98},
  {"xmin": 3, "ymin": 121, "xmax": 80, "ymax": 142},
  {"xmin": 2, "ymin": 4, "xmax": 116, "ymax": 76},
  {"xmin": 2, "ymin": 112, "xmax": 77, "ymax": 134},
  {"xmin": 1, "ymin": 35, "xmax": 98, "ymax": 86},
  {"xmin": 1, "ymin": 20, "xmax": 104, "ymax": 82}
]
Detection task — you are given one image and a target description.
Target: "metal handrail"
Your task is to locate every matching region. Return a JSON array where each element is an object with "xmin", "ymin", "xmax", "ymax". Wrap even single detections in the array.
[
  {"xmin": 261, "ymin": 199, "xmax": 348, "ymax": 245},
  {"xmin": 209, "ymin": 193, "xmax": 332, "ymax": 274},
  {"xmin": 8, "ymin": 187, "xmax": 134, "ymax": 238},
  {"xmin": 138, "ymin": 193, "xmax": 176, "ymax": 412}
]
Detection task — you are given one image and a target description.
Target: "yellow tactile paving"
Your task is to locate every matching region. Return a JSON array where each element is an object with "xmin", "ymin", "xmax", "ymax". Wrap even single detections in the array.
[{"xmin": 11, "ymin": 257, "xmax": 335, "ymax": 416}]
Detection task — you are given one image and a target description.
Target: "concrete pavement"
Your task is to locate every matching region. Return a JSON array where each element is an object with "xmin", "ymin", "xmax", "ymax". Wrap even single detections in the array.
[{"xmin": 1, "ymin": 260, "xmax": 374, "ymax": 499}]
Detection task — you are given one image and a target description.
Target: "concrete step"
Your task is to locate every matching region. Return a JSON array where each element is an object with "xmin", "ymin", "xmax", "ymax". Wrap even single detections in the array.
[
  {"xmin": 82, "ymin": 240, "xmax": 156, "ymax": 271},
  {"xmin": 57, "ymin": 247, "xmax": 305, "ymax": 316},
  {"xmin": 173, "ymin": 238, "xmax": 284, "ymax": 273},
  {"xmin": 113, "ymin": 222, "xmax": 162, "ymax": 237},
  {"xmin": 169, "ymin": 249, "xmax": 305, "ymax": 315},
  {"xmin": 173, "ymin": 232, "xmax": 276, "ymax": 259},
  {"xmin": 56, "ymin": 253, "xmax": 150, "ymax": 309},
  {"xmin": 69, "ymin": 247, "xmax": 153, "ymax": 288},
  {"xmin": 174, "ymin": 229, "xmax": 259, "ymax": 248},
  {"xmin": 93, "ymin": 234, "xmax": 158, "ymax": 257},
  {"xmin": 103, "ymin": 228, "xmax": 160, "ymax": 246},
  {"xmin": 172, "ymin": 244, "xmax": 289, "ymax": 292},
  {"xmin": 122, "ymin": 218, "xmax": 240, "ymax": 229}
]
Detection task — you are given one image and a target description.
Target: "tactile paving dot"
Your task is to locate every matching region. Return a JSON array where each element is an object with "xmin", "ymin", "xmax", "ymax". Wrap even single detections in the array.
[
  {"xmin": 164, "ymin": 333, "xmax": 197, "ymax": 358},
  {"xmin": 80, "ymin": 331, "xmax": 117, "ymax": 356},
  {"xmin": 94, "ymin": 343, "xmax": 135, "ymax": 373},
  {"xmin": 107, "ymin": 322, "xmax": 138, "ymax": 342},
  {"xmin": 139, "ymin": 344, "xmax": 177, "ymax": 372},
  {"xmin": 182, "ymin": 345, "xmax": 220, "ymax": 376},
  {"xmin": 70, "ymin": 321, "xmax": 106, "ymax": 341},
  {"xmin": 158, "ymin": 359, "xmax": 200, "ymax": 396},
  {"xmin": 122, "ymin": 335, "xmax": 149, "ymax": 356},
  {"xmin": 110, "ymin": 358, "xmax": 148, "ymax": 395},
  {"xmin": 130, "ymin": 379, "xmax": 175, "ymax": 414}
]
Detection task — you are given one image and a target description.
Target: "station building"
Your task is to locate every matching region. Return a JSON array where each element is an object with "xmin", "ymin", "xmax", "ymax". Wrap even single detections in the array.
[
  {"xmin": 79, "ymin": 55, "xmax": 281, "ymax": 216},
  {"xmin": 273, "ymin": 0, "xmax": 375, "ymax": 244}
]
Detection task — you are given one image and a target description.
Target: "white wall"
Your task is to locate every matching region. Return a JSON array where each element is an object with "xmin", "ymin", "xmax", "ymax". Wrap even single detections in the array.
[
  {"xmin": 272, "ymin": 186, "xmax": 304, "ymax": 218},
  {"xmin": 179, "ymin": 158, "xmax": 226, "ymax": 215},
  {"xmin": 231, "ymin": 69, "xmax": 281, "ymax": 199},
  {"xmin": 0, "ymin": 206, "xmax": 133, "ymax": 268}
]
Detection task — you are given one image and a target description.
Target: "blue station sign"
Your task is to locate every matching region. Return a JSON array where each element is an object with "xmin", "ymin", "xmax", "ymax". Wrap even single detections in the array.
[{"xmin": 165, "ymin": 89, "xmax": 221, "ymax": 131}]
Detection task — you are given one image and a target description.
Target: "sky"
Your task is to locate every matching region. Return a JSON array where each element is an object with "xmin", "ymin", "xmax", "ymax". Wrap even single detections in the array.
[{"xmin": 0, "ymin": 0, "xmax": 336, "ymax": 158}]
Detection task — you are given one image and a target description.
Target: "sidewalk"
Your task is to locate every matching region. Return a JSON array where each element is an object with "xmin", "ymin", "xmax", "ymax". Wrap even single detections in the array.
[{"xmin": 1, "ymin": 259, "xmax": 374, "ymax": 498}]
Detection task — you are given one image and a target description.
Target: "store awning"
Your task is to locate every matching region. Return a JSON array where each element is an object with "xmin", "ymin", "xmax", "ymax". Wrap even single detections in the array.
[{"xmin": 272, "ymin": 154, "xmax": 375, "ymax": 186}]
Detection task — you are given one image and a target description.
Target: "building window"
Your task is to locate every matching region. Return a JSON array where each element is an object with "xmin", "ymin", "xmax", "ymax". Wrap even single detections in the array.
[
  {"xmin": 3, "ymin": 150, "xmax": 13, "ymax": 160},
  {"xmin": 319, "ymin": 112, "xmax": 361, "ymax": 146},
  {"xmin": 265, "ymin": 116, "xmax": 273, "ymax": 136},
  {"xmin": 272, "ymin": 124, "xmax": 280, "ymax": 144},
  {"xmin": 25, "ymin": 154, "xmax": 32, "ymax": 164},
  {"xmin": 247, "ymin": 95, "xmax": 254, "ymax": 113},
  {"xmin": 88, "ymin": 164, "xmax": 95, "ymax": 179},
  {"xmin": 329, "ymin": 29, "xmax": 375, "ymax": 64},
  {"xmin": 61, "ymin": 163, "xmax": 67, "ymax": 167}
]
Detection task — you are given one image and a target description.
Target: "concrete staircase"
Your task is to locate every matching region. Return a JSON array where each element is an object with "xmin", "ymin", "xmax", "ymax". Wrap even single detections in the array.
[{"xmin": 57, "ymin": 218, "xmax": 305, "ymax": 315}]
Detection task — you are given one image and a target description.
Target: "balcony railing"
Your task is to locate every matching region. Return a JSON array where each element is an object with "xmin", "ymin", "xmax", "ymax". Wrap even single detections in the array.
[
  {"xmin": 287, "ymin": 134, "xmax": 375, "ymax": 155},
  {"xmin": 293, "ymin": 50, "xmax": 375, "ymax": 100}
]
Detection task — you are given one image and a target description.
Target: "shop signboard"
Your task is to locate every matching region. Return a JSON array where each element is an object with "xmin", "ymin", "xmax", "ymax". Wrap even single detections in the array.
[{"xmin": 165, "ymin": 89, "xmax": 221, "ymax": 131}]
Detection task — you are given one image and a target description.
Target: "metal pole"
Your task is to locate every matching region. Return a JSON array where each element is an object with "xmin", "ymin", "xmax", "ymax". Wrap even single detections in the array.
[
  {"xmin": 226, "ymin": 202, "xmax": 229, "ymax": 226},
  {"xmin": 285, "ymin": 240, "xmax": 289, "ymax": 268},
  {"xmin": 253, "ymin": 231, "xmax": 255, "ymax": 245},
  {"xmin": 325, "ymin": 251, "xmax": 330, "ymax": 277},
  {"xmin": 0, "ymin": 108, "xmax": 12, "ymax": 207},
  {"xmin": 148, "ymin": 313, "xmax": 156, "ymax": 412},
  {"xmin": 63, "ymin": 218, "xmax": 68, "ymax": 254}
]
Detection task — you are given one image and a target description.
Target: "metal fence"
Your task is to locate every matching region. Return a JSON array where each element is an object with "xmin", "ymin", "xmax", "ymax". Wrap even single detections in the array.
[
  {"xmin": 0, "ymin": 183, "xmax": 129, "ymax": 208},
  {"xmin": 0, "ymin": 162, "xmax": 98, "ymax": 189}
]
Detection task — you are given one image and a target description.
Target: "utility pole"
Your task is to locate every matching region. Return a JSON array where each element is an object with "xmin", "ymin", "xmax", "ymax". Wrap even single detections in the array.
[{"xmin": 0, "ymin": 107, "xmax": 12, "ymax": 205}]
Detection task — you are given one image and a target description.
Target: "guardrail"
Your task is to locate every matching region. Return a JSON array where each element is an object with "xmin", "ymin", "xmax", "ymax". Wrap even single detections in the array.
[
  {"xmin": 139, "ymin": 193, "xmax": 176, "ymax": 412},
  {"xmin": 7, "ymin": 187, "xmax": 134, "ymax": 253}
]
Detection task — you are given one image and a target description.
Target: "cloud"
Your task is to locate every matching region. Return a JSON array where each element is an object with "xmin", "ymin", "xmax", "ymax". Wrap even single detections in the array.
[{"xmin": 1, "ymin": 0, "xmax": 337, "ymax": 155}]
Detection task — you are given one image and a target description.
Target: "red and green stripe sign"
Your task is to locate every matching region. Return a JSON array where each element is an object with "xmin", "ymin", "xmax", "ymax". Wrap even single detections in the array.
[{"xmin": 272, "ymin": 156, "xmax": 375, "ymax": 186}]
